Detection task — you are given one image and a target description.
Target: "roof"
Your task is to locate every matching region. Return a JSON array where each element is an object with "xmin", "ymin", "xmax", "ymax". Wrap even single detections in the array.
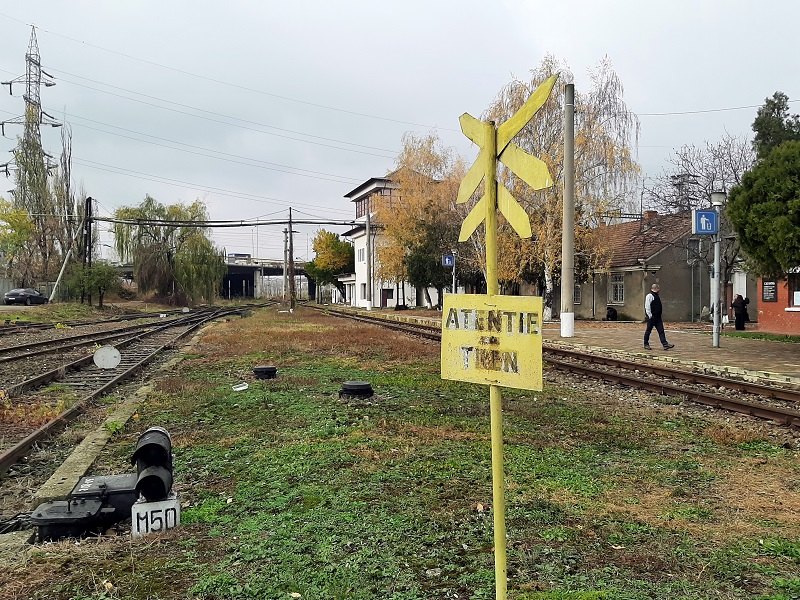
[
  {"xmin": 341, "ymin": 224, "xmax": 365, "ymax": 237},
  {"xmin": 601, "ymin": 211, "xmax": 691, "ymax": 269},
  {"xmin": 343, "ymin": 176, "xmax": 396, "ymax": 201},
  {"xmin": 342, "ymin": 168, "xmax": 429, "ymax": 202}
]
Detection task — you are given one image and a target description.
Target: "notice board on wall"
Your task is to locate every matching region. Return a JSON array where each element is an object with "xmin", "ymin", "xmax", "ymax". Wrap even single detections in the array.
[{"xmin": 762, "ymin": 281, "xmax": 778, "ymax": 302}]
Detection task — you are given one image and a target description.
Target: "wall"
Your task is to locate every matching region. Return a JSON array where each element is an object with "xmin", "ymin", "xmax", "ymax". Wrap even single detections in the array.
[
  {"xmin": 575, "ymin": 244, "xmax": 701, "ymax": 322},
  {"xmin": 0, "ymin": 277, "xmax": 13, "ymax": 295},
  {"xmin": 756, "ymin": 278, "xmax": 800, "ymax": 334}
]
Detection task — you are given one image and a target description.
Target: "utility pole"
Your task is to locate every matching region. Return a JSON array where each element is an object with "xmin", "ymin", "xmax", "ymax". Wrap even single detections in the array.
[
  {"xmin": 282, "ymin": 228, "xmax": 288, "ymax": 303},
  {"xmin": 710, "ymin": 192, "xmax": 726, "ymax": 347},
  {"xmin": 288, "ymin": 208, "xmax": 296, "ymax": 310},
  {"xmin": 560, "ymin": 83, "xmax": 575, "ymax": 338},
  {"xmin": 80, "ymin": 197, "xmax": 94, "ymax": 305}
]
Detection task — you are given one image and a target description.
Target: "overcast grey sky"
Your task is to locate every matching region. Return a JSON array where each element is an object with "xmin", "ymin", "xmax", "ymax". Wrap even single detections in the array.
[{"xmin": 0, "ymin": 1, "xmax": 797, "ymax": 260}]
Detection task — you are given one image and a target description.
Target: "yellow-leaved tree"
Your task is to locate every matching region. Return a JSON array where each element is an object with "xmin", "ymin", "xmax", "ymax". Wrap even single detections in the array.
[
  {"xmin": 373, "ymin": 133, "xmax": 468, "ymax": 307},
  {"xmin": 481, "ymin": 55, "xmax": 640, "ymax": 317}
]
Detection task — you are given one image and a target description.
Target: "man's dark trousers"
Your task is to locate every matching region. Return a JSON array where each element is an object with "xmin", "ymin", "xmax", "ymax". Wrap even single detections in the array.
[{"xmin": 644, "ymin": 316, "xmax": 668, "ymax": 347}]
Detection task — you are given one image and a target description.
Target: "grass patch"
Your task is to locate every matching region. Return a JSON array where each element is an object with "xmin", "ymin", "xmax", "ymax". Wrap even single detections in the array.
[
  {"xmin": 7, "ymin": 306, "xmax": 800, "ymax": 600},
  {"xmin": 724, "ymin": 331, "xmax": 800, "ymax": 343}
]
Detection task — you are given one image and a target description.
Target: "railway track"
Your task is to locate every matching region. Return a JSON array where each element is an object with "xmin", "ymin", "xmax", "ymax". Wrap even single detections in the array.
[
  {"xmin": 313, "ymin": 306, "xmax": 800, "ymax": 428},
  {"xmin": 0, "ymin": 306, "xmax": 253, "ymax": 475},
  {"xmin": 0, "ymin": 308, "xmax": 190, "ymax": 337}
]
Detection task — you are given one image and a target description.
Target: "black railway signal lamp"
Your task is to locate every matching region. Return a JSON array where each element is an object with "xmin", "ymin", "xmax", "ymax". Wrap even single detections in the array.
[{"xmin": 131, "ymin": 426, "xmax": 173, "ymax": 502}]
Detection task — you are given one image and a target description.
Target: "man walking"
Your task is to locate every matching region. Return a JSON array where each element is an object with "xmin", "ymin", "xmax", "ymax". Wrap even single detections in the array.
[{"xmin": 644, "ymin": 283, "xmax": 674, "ymax": 350}]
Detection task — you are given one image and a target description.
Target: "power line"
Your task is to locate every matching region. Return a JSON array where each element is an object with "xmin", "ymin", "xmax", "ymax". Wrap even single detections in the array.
[
  {"xmin": 4, "ymin": 18, "xmax": 456, "ymax": 131},
  {"xmin": 0, "ymin": 107, "xmax": 363, "ymax": 184},
  {"xmin": 1, "ymin": 14, "xmax": 798, "ymax": 125},
  {"xmin": 49, "ymin": 67, "xmax": 401, "ymax": 155},
  {"xmin": 72, "ymin": 156, "xmax": 353, "ymax": 215},
  {"xmin": 49, "ymin": 74, "xmax": 397, "ymax": 159},
  {"xmin": 92, "ymin": 215, "xmax": 357, "ymax": 228}
]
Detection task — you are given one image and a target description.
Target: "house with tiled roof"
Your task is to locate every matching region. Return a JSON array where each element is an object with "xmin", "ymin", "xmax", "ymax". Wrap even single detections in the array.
[{"xmin": 572, "ymin": 210, "xmax": 752, "ymax": 322}]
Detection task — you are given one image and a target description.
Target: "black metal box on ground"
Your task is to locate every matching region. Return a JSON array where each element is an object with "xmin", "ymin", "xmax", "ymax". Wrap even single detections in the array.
[
  {"xmin": 30, "ymin": 498, "xmax": 106, "ymax": 541},
  {"xmin": 253, "ymin": 365, "xmax": 277, "ymax": 379},
  {"xmin": 70, "ymin": 473, "xmax": 138, "ymax": 514}
]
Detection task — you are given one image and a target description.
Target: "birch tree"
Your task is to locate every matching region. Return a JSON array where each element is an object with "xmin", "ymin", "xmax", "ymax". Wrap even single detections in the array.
[{"xmin": 482, "ymin": 56, "xmax": 640, "ymax": 317}]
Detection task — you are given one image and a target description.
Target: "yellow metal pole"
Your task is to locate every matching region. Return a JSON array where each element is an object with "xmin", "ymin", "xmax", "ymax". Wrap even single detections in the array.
[
  {"xmin": 485, "ymin": 122, "xmax": 498, "ymax": 296},
  {"xmin": 484, "ymin": 120, "xmax": 507, "ymax": 600},
  {"xmin": 489, "ymin": 385, "xmax": 506, "ymax": 599}
]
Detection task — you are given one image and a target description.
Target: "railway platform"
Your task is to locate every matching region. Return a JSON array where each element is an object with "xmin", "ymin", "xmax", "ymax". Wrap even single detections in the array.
[
  {"xmin": 541, "ymin": 321, "xmax": 800, "ymax": 386},
  {"xmin": 363, "ymin": 308, "xmax": 799, "ymax": 387}
]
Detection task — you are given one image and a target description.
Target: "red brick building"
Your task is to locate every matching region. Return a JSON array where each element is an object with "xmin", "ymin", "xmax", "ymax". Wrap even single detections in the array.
[{"xmin": 756, "ymin": 275, "xmax": 800, "ymax": 334}]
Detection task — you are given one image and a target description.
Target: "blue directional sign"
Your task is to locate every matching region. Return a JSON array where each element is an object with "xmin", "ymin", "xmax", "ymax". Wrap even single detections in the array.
[
  {"xmin": 442, "ymin": 254, "xmax": 455, "ymax": 268},
  {"xmin": 692, "ymin": 209, "xmax": 718, "ymax": 235}
]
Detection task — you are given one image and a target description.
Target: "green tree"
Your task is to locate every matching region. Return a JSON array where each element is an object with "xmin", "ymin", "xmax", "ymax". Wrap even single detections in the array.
[
  {"xmin": 405, "ymin": 224, "xmax": 452, "ymax": 308},
  {"xmin": 727, "ymin": 140, "xmax": 800, "ymax": 277},
  {"xmin": 306, "ymin": 230, "xmax": 354, "ymax": 299},
  {"xmin": 68, "ymin": 262, "xmax": 120, "ymax": 308},
  {"xmin": 113, "ymin": 196, "xmax": 226, "ymax": 304},
  {"xmin": 0, "ymin": 198, "xmax": 34, "ymax": 275},
  {"xmin": 752, "ymin": 91, "xmax": 800, "ymax": 160}
]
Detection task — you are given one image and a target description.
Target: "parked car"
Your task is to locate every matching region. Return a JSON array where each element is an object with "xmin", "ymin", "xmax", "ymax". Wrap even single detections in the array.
[{"xmin": 3, "ymin": 288, "xmax": 49, "ymax": 305}]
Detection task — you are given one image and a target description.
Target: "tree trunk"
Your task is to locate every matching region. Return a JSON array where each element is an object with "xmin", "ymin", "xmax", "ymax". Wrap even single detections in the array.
[
  {"xmin": 543, "ymin": 268, "xmax": 555, "ymax": 321},
  {"xmin": 423, "ymin": 287, "xmax": 433, "ymax": 308}
]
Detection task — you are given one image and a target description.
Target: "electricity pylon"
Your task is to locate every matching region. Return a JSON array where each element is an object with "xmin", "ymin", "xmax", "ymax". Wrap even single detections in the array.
[{"xmin": 0, "ymin": 26, "xmax": 62, "ymax": 183}]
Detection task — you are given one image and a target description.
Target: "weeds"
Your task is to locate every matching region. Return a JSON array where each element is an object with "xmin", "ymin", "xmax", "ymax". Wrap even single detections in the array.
[{"xmin": 6, "ymin": 307, "xmax": 800, "ymax": 600}]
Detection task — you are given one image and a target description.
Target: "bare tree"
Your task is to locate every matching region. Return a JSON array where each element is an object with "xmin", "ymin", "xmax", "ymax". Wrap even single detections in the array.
[
  {"xmin": 52, "ymin": 124, "xmax": 80, "ymax": 257},
  {"xmin": 645, "ymin": 133, "xmax": 756, "ymax": 311}
]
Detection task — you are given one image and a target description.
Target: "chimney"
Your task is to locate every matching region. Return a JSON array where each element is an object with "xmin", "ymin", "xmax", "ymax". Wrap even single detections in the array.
[{"xmin": 643, "ymin": 210, "xmax": 658, "ymax": 221}]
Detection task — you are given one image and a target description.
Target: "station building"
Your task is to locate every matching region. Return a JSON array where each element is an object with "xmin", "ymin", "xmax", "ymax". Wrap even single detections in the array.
[
  {"xmin": 573, "ymin": 210, "xmax": 757, "ymax": 322},
  {"xmin": 756, "ymin": 273, "xmax": 800, "ymax": 334},
  {"xmin": 338, "ymin": 173, "xmax": 441, "ymax": 309}
]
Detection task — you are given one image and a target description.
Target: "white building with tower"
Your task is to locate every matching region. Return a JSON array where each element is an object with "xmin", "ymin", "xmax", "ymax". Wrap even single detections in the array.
[{"xmin": 338, "ymin": 173, "xmax": 442, "ymax": 309}]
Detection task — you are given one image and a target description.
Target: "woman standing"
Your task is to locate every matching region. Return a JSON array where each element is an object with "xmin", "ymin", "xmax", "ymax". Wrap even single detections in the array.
[{"xmin": 731, "ymin": 294, "xmax": 750, "ymax": 331}]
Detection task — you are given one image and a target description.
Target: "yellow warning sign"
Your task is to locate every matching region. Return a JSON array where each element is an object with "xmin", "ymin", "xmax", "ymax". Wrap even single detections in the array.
[{"xmin": 441, "ymin": 294, "xmax": 543, "ymax": 391}]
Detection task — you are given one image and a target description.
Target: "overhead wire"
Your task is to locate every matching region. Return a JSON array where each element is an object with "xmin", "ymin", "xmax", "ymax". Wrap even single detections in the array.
[
  {"xmin": 64, "ymin": 116, "xmax": 362, "ymax": 184},
  {"xmin": 48, "ymin": 75, "xmax": 397, "ymax": 159},
  {"xmin": 0, "ymin": 13, "xmax": 458, "ymax": 132},
  {"xmin": 49, "ymin": 67, "xmax": 400, "ymax": 155},
  {"xmin": 72, "ymin": 156, "xmax": 353, "ymax": 215}
]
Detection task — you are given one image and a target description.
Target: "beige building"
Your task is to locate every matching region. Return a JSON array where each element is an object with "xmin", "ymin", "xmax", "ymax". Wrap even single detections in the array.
[{"xmin": 575, "ymin": 211, "xmax": 709, "ymax": 322}]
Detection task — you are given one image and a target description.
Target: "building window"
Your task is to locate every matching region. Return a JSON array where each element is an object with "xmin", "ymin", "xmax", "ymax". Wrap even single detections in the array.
[
  {"xmin": 360, "ymin": 283, "xmax": 366, "ymax": 299},
  {"xmin": 790, "ymin": 273, "xmax": 800, "ymax": 307},
  {"xmin": 573, "ymin": 283, "xmax": 581, "ymax": 305},
  {"xmin": 358, "ymin": 248, "xmax": 365, "ymax": 263},
  {"xmin": 610, "ymin": 273, "xmax": 624, "ymax": 304}
]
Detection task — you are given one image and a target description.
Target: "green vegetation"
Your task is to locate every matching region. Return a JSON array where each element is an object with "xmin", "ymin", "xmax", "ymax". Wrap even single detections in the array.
[
  {"xmin": 6, "ymin": 308, "xmax": 800, "ymax": 599},
  {"xmin": 728, "ymin": 140, "xmax": 800, "ymax": 278},
  {"xmin": 724, "ymin": 330, "xmax": 800, "ymax": 343}
]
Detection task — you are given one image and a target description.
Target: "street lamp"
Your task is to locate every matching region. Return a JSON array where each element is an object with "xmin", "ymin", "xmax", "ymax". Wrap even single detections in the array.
[{"xmin": 710, "ymin": 191, "xmax": 726, "ymax": 348}]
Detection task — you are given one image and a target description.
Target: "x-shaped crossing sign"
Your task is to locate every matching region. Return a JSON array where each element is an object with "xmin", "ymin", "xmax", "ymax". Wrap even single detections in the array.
[{"xmin": 457, "ymin": 74, "xmax": 558, "ymax": 242}]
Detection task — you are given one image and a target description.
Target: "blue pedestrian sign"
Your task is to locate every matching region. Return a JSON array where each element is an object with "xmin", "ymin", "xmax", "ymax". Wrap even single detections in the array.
[
  {"xmin": 442, "ymin": 254, "xmax": 455, "ymax": 268},
  {"xmin": 692, "ymin": 209, "xmax": 718, "ymax": 235}
]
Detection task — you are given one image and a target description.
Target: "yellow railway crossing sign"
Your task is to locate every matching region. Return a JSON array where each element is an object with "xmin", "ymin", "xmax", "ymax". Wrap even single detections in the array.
[
  {"xmin": 441, "ymin": 294, "xmax": 543, "ymax": 391},
  {"xmin": 443, "ymin": 72, "xmax": 559, "ymax": 600},
  {"xmin": 457, "ymin": 74, "xmax": 558, "ymax": 242}
]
